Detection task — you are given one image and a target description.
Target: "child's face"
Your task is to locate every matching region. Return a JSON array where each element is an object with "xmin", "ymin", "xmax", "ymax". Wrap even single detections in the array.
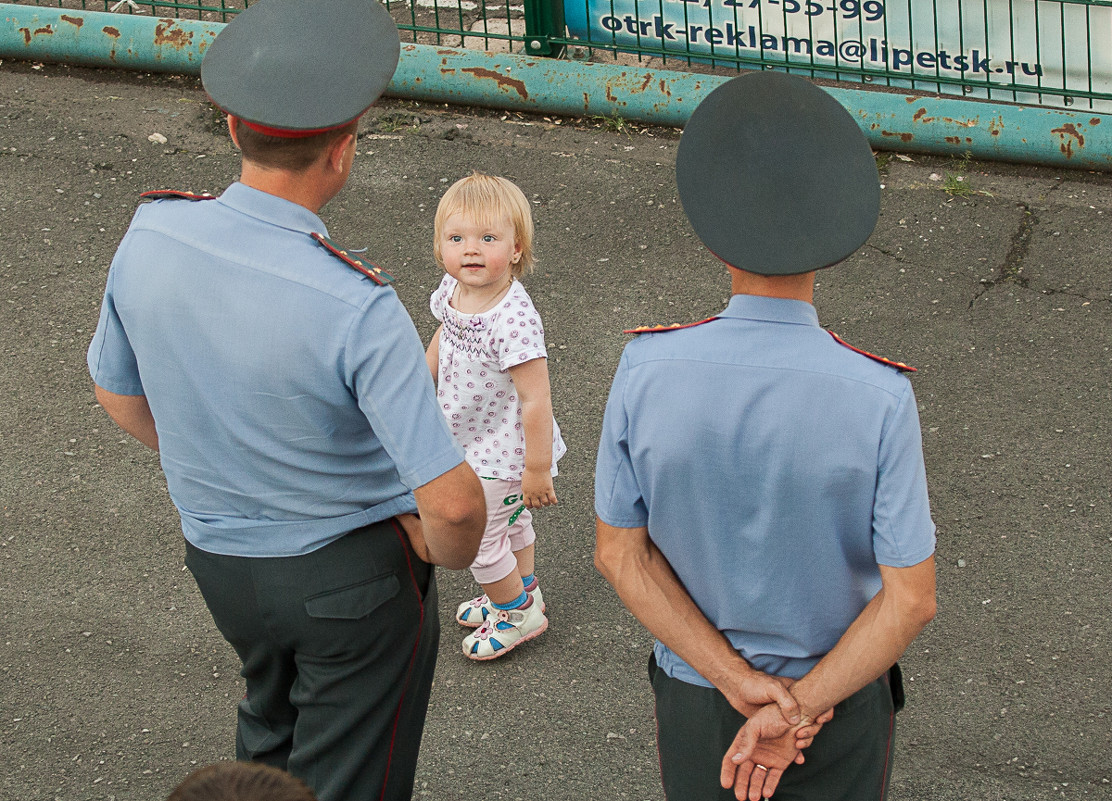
[{"xmin": 439, "ymin": 211, "xmax": 521, "ymax": 292}]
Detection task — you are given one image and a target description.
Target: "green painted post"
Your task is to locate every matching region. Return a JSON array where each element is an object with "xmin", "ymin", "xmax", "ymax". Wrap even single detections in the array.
[{"xmin": 523, "ymin": 0, "xmax": 565, "ymax": 57}]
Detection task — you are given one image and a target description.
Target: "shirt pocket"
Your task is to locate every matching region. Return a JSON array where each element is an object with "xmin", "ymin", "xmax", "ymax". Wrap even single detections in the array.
[{"xmin": 303, "ymin": 573, "xmax": 400, "ymax": 620}]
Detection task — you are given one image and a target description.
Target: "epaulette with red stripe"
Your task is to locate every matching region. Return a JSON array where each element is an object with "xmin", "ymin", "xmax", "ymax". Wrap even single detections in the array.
[
  {"xmin": 139, "ymin": 190, "xmax": 216, "ymax": 201},
  {"xmin": 311, "ymin": 233, "xmax": 395, "ymax": 286},
  {"xmin": 624, "ymin": 316, "xmax": 720, "ymax": 335},
  {"xmin": 829, "ymin": 331, "xmax": 916, "ymax": 372}
]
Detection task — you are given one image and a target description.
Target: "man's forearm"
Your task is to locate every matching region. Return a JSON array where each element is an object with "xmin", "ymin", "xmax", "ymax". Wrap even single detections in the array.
[
  {"xmin": 595, "ymin": 519, "xmax": 797, "ymax": 720},
  {"xmin": 413, "ymin": 462, "xmax": 486, "ymax": 569},
  {"xmin": 789, "ymin": 556, "xmax": 937, "ymax": 720}
]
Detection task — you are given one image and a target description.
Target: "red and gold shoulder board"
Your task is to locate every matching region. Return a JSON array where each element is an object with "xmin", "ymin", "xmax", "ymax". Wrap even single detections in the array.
[
  {"xmin": 311, "ymin": 233, "xmax": 395, "ymax": 286},
  {"xmin": 624, "ymin": 316, "xmax": 720, "ymax": 335},
  {"xmin": 139, "ymin": 190, "xmax": 216, "ymax": 201},
  {"xmin": 829, "ymin": 331, "xmax": 916, "ymax": 372}
]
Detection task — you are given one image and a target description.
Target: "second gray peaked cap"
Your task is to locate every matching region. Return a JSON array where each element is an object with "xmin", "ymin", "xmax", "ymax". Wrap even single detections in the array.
[{"xmin": 676, "ymin": 71, "xmax": 880, "ymax": 276}]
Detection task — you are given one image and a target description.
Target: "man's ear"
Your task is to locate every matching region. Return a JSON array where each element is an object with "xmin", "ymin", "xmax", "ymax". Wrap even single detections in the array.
[
  {"xmin": 327, "ymin": 133, "xmax": 356, "ymax": 174},
  {"xmin": 227, "ymin": 114, "xmax": 242, "ymax": 150}
]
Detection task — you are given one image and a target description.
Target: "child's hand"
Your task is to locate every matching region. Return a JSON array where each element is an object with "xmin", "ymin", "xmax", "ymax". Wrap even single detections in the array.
[{"xmin": 521, "ymin": 467, "xmax": 557, "ymax": 509}]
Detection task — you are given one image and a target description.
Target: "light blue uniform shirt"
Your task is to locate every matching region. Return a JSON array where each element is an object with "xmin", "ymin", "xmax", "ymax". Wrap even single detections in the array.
[
  {"xmin": 88, "ymin": 182, "xmax": 465, "ymax": 557},
  {"xmin": 595, "ymin": 294, "xmax": 936, "ymax": 684}
]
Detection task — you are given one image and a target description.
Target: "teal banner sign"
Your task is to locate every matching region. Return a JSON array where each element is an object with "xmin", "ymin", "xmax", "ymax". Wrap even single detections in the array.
[{"xmin": 564, "ymin": 0, "xmax": 1112, "ymax": 112}]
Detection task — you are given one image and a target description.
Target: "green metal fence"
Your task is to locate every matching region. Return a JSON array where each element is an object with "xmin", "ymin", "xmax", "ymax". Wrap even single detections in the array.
[
  {"xmin": 5, "ymin": 0, "xmax": 536, "ymax": 49},
  {"xmin": 8, "ymin": 0, "xmax": 1111, "ymax": 112}
]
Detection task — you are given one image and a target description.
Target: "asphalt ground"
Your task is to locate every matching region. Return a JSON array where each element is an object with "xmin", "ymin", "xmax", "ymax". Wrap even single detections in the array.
[{"xmin": 1, "ymin": 60, "xmax": 1109, "ymax": 801}]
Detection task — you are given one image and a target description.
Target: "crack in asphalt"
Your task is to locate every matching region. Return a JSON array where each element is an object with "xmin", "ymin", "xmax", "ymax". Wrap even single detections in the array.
[
  {"xmin": 969, "ymin": 202, "xmax": 1109, "ymax": 308},
  {"xmin": 970, "ymin": 202, "xmax": 1034, "ymax": 308}
]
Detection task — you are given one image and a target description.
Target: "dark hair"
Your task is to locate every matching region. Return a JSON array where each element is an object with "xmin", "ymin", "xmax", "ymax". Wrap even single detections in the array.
[
  {"xmin": 233, "ymin": 119, "xmax": 359, "ymax": 172},
  {"xmin": 166, "ymin": 762, "xmax": 318, "ymax": 801}
]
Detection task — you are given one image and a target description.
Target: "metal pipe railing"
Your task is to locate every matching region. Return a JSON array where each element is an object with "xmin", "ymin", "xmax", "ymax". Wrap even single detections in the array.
[{"xmin": 1, "ymin": 3, "xmax": 1108, "ymax": 168}]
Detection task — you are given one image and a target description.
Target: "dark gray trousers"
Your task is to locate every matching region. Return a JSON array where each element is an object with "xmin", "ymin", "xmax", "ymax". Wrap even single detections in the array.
[
  {"xmin": 650, "ymin": 654, "xmax": 898, "ymax": 801},
  {"xmin": 185, "ymin": 519, "xmax": 438, "ymax": 801}
]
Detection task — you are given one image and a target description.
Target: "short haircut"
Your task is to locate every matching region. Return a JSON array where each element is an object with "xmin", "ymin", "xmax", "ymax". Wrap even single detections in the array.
[
  {"xmin": 433, "ymin": 172, "xmax": 535, "ymax": 277},
  {"xmin": 166, "ymin": 762, "xmax": 318, "ymax": 801},
  {"xmin": 233, "ymin": 118, "xmax": 359, "ymax": 172}
]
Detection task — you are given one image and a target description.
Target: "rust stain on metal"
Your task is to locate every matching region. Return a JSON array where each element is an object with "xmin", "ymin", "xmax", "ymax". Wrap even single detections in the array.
[
  {"xmin": 659, "ymin": 79, "xmax": 670, "ymax": 98},
  {"xmin": 880, "ymin": 130, "xmax": 914, "ymax": 143},
  {"xmin": 436, "ymin": 48, "xmax": 455, "ymax": 56},
  {"xmin": 945, "ymin": 136, "xmax": 960, "ymax": 144},
  {"xmin": 606, "ymin": 84, "xmax": 618, "ymax": 103},
  {"xmin": 913, "ymin": 107, "xmax": 930, "ymax": 123},
  {"xmin": 1051, "ymin": 123, "xmax": 1084, "ymax": 158},
  {"xmin": 461, "ymin": 67, "xmax": 528, "ymax": 100},
  {"xmin": 638, "ymin": 74, "xmax": 653, "ymax": 93},
  {"xmin": 1090, "ymin": 117, "xmax": 1102, "ymax": 126},
  {"xmin": 20, "ymin": 24, "xmax": 54, "ymax": 43},
  {"xmin": 103, "ymin": 25, "xmax": 121, "ymax": 38},
  {"xmin": 22, "ymin": 25, "xmax": 55, "ymax": 44},
  {"xmin": 60, "ymin": 15, "xmax": 84, "ymax": 28},
  {"xmin": 154, "ymin": 19, "xmax": 193, "ymax": 50}
]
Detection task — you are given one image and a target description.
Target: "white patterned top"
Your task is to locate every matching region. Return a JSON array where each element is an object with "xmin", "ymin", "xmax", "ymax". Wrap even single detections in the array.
[{"xmin": 430, "ymin": 274, "xmax": 566, "ymax": 479}]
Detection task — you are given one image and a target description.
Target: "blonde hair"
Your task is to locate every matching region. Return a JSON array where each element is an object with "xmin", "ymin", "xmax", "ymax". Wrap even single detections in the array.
[{"xmin": 433, "ymin": 172, "xmax": 535, "ymax": 277}]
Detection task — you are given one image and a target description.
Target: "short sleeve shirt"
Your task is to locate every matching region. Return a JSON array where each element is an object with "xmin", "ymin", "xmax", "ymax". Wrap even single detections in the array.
[
  {"xmin": 595, "ymin": 294, "xmax": 936, "ymax": 683},
  {"xmin": 430, "ymin": 275, "xmax": 566, "ymax": 479},
  {"xmin": 88, "ymin": 183, "xmax": 465, "ymax": 557}
]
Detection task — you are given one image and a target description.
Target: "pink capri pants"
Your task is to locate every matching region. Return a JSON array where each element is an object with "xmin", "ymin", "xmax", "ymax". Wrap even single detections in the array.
[{"xmin": 470, "ymin": 477, "xmax": 537, "ymax": 584}]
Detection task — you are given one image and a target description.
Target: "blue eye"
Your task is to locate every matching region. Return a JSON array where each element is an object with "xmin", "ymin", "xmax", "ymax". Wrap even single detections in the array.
[
  {"xmin": 482, "ymin": 235, "xmax": 496, "ymax": 242},
  {"xmin": 449, "ymin": 235, "xmax": 462, "ymax": 243}
]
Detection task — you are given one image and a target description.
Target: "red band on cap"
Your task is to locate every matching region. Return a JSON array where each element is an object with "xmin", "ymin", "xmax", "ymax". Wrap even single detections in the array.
[
  {"xmin": 209, "ymin": 101, "xmax": 369, "ymax": 139},
  {"xmin": 238, "ymin": 118, "xmax": 352, "ymax": 138}
]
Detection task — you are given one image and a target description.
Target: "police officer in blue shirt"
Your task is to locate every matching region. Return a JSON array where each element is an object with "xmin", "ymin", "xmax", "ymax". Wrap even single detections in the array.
[
  {"xmin": 87, "ymin": 1, "xmax": 485, "ymax": 799},
  {"xmin": 594, "ymin": 72, "xmax": 938, "ymax": 801}
]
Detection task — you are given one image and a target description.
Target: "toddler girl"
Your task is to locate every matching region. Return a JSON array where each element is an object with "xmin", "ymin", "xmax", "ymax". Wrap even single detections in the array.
[{"xmin": 426, "ymin": 172, "xmax": 565, "ymax": 661}]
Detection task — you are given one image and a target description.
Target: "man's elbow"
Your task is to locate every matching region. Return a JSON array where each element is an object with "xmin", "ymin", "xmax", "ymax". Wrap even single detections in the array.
[
  {"xmin": 593, "ymin": 546, "xmax": 610, "ymax": 581},
  {"xmin": 427, "ymin": 500, "xmax": 486, "ymax": 570},
  {"xmin": 903, "ymin": 591, "xmax": 937, "ymax": 636},
  {"xmin": 593, "ymin": 521, "xmax": 631, "ymax": 585},
  {"xmin": 915, "ymin": 594, "xmax": 938, "ymax": 629},
  {"xmin": 437, "ymin": 496, "xmax": 486, "ymax": 531},
  {"xmin": 594, "ymin": 539, "xmax": 621, "ymax": 582}
]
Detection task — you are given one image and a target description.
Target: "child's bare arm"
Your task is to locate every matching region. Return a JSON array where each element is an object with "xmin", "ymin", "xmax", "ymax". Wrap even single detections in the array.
[
  {"xmin": 425, "ymin": 325, "xmax": 442, "ymax": 381},
  {"xmin": 507, "ymin": 357, "xmax": 557, "ymax": 509}
]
